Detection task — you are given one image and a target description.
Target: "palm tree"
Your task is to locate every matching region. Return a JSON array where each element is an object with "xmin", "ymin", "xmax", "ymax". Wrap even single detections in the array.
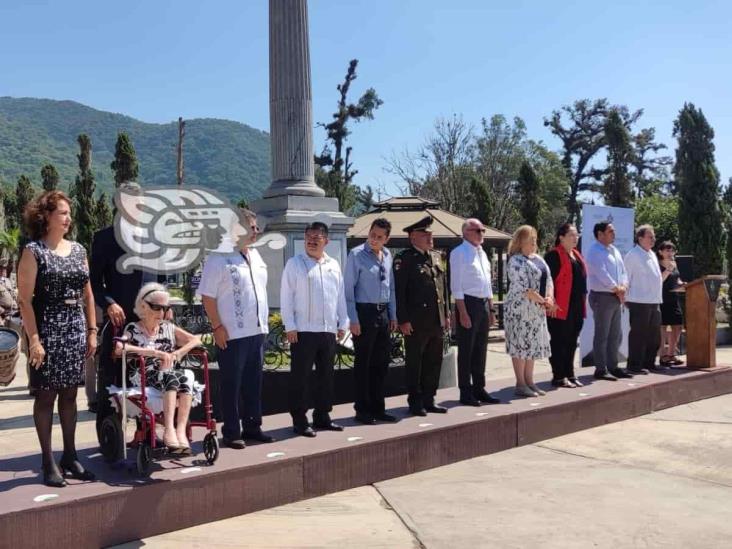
[{"xmin": 0, "ymin": 227, "xmax": 21, "ymax": 270}]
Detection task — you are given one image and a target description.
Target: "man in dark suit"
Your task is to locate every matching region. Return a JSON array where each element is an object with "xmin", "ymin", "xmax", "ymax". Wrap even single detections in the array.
[
  {"xmin": 393, "ymin": 216, "xmax": 450, "ymax": 416},
  {"xmin": 90, "ymin": 182, "xmax": 159, "ymax": 433}
]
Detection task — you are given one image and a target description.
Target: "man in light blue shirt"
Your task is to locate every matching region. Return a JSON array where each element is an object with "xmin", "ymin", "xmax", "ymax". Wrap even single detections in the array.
[
  {"xmin": 585, "ymin": 222, "xmax": 633, "ymax": 380},
  {"xmin": 344, "ymin": 218, "xmax": 398, "ymax": 425}
]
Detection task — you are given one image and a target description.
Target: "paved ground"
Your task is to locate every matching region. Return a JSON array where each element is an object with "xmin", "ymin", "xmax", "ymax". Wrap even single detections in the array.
[
  {"xmin": 111, "ymin": 393, "xmax": 732, "ymax": 549},
  {"xmin": 3, "ymin": 343, "xmax": 731, "ymax": 549}
]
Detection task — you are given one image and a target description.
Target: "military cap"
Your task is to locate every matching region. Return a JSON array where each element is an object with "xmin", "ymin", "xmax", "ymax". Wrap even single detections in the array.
[{"xmin": 403, "ymin": 215, "xmax": 434, "ymax": 234}]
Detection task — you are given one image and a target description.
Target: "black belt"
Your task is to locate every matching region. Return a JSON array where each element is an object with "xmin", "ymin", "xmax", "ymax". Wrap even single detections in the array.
[
  {"xmin": 590, "ymin": 290, "xmax": 616, "ymax": 296},
  {"xmin": 356, "ymin": 302, "xmax": 389, "ymax": 311},
  {"xmin": 465, "ymin": 295, "xmax": 490, "ymax": 302}
]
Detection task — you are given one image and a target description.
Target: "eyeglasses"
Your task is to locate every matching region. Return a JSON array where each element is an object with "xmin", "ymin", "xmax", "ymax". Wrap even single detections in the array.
[
  {"xmin": 305, "ymin": 233, "xmax": 326, "ymax": 242},
  {"xmin": 468, "ymin": 228, "xmax": 486, "ymax": 233},
  {"xmin": 145, "ymin": 301, "xmax": 172, "ymax": 313}
]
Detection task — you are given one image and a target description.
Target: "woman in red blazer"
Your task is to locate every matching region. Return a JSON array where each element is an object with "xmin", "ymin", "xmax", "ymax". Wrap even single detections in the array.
[{"xmin": 544, "ymin": 223, "xmax": 587, "ymax": 388}]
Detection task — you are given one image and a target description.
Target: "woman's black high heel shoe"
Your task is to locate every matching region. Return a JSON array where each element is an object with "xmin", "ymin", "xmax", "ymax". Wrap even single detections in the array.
[
  {"xmin": 59, "ymin": 456, "xmax": 96, "ymax": 481},
  {"xmin": 43, "ymin": 464, "xmax": 67, "ymax": 488}
]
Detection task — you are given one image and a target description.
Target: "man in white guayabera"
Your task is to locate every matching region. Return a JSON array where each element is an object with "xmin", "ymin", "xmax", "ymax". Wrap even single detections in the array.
[
  {"xmin": 197, "ymin": 209, "xmax": 274, "ymax": 450},
  {"xmin": 280, "ymin": 222, "xmax": 349, "ymax": 438}
]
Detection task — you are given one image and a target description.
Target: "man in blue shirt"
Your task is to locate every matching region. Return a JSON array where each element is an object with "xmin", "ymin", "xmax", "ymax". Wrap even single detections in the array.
[
  {"xmin": 344, "ymin": 218, "xmax": 398, "ymax": 425},
  {"xmin": 585, "ymin": 222, "xmax": 633, "ymax": 380}
]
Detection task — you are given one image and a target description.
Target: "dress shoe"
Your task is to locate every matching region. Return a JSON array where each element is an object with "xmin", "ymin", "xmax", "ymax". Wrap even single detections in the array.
[
  {"xmin": 43, "ymin": 464, "xmax": 67, "ymax": 488},
  {"xmin": 649, "ymin": 364, "xmax": 670, "ymax": 371},
  {"xmin": 354, "ymin": 413, "xmax": 377, "ymax": 425},
  {"xmin": 473, "ymin": 390, "xmax": 501, "ymax": 404},
  {"xmin": 374, "ymin": 413, "xmax": 398, "ymax": 423},
  {"xmin": 59, "ymin": 455, "xmax": 96, "ymax": 481},
  {"xmin": 313, "ymin": 421, "xmax": 344, "ymax": 431},
  {"xmin": 459, "ymin": 396, "xmax": 482, "ymax": 407},
  {"xmin": 293, "ymin": 425, "xmax": 316, "ymax": 437},
  {"xmin": 515, "ymin": 385, "xmax": 538, "ymax": 397},
  {"xmin": 409, "ymin": 406, "xmax": 427, "ymax": 417},
  {"xmin": 425, "ymin": 404, "xmax": 448, "ymax": 414},
  {"xmin": 610, "ymin": 369, "xmax": 634, "ymax": 379},
  {"xmin": 568, "ymin": 377, "xmax": 584, "ymax": 387},
  {"xmin": 594, "ymin": 371, "xmax": 618, "ymax": 381},
  {"xmin": 628, "ymin": 367, "xmax": 650, "ymax": 375},
  {"xmin": 670, "ymin": 356, "xmax": 684, "ymax": 366},
  {"xmin": 242, "ymin": 430, "xmax": 276, "ymax": 443},
  {"xmin": 222, "ymin": 437, "xmax": 247, "ymax": 449}
]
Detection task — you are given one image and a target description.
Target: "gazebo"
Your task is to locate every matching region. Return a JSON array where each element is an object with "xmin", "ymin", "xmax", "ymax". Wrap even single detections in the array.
[{"xmin": 347, "ymin": 196, "xmax": 512, "ymax": 297}]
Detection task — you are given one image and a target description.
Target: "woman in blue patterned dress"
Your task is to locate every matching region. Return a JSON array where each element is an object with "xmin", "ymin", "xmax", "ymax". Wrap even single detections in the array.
[
  {"xmin": 504, "ymin": 225, "xmax": 555, "ymax": 397},
  {"xmin": 17, "ymin": 191, "xmax": 97, "ymax": 487}
]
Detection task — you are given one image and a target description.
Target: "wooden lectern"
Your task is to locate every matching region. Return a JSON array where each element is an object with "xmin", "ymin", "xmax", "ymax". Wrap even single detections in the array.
[{"xmin": 685, "ymin": 275, "xmax": 726, "ymax": 368}]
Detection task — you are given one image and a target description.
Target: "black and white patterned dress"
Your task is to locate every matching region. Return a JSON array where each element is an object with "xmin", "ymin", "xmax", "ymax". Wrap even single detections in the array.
[
  {"xmin": 123, "ymin": 321, "xmax": 191, "ymax": 394},
  {"xmin": 504, "ymin": 253, "xmax": 552, "ymax": 359},
  {"xmin": 28, "ymin": 240, "xmax": 88, "ymax": 390}
]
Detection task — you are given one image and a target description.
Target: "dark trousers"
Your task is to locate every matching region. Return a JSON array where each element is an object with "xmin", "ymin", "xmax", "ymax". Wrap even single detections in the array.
[
  {"xmin": 289, "ymin": 331, "xmax": 336, "ymax": 427},
  {"xmin": 456, "ymin": 295, "xmax": 489, "ymax": 397},
  {"xmin": 589, "ymin": 291, "xmax": 623, "ymax": 374},
  {"xmin": 627, "ymin": 302, "xmax": 661, "ymax": 370},
  {"xmin": 547, "ymin": 299, "xmax": 584, "ymax": 380},
  {"xmin": 353, "ymin": 304, "xmax": 391, "ymax": 416},
  {"xmin": 218, "ymin": 334, "xmax": 265, "ymax": 440},
  {"xmin": 404, "ymin": 326, "xmax": 443, "ymax": 408}
]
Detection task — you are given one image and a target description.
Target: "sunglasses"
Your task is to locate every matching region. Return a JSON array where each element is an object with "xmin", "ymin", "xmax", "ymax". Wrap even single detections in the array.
[
  {"xmin": 379, "ymin": 263, "xmax": 386, "ymax": 282},
  {"xmin": 145, "ymin": 301, "xmax": 172, "ymax": 313},
  {"xmin": 469, "ymin": 228, "xmax": 486, "ymax": 233}
]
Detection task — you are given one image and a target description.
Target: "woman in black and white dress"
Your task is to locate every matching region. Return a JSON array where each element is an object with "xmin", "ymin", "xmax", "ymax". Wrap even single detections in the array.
[
  {"xmin": 504, "ymin": 225, "xmax": 555, "ymax": 397},
  {"xmin": 17, "ymin": 190, "xmax": 97, "ymax": 487},
  {"xmin": 117, "ymin": 283, "xmax": 202, "ymax": 454}
]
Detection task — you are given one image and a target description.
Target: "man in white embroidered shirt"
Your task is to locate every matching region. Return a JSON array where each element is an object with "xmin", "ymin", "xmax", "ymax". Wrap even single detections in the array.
[
  {"xmin": 624, "ymin": 224, "xmax": 663, "ymax": 374},
  {"xmin": 280, "ymin": 222, "xmax": 349, "ymax": 437},
  {"xmin": 450, "ymin": 218, "xmax": 500, "ymax": 406},
  {"xmin": 198, "ymin": 209, "xmax": 273, "ymax": 450}
]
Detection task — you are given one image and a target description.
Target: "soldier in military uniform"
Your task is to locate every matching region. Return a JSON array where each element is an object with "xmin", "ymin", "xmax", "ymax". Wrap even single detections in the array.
[{"xmin": 394, "ymin": 215, "xmax": 450, "ymax": 416}]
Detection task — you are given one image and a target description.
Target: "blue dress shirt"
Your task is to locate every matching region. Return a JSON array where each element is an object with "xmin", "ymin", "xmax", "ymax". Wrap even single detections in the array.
[
  {"xmin": 344, "ymin": 243, "xmax": 397, "ymax": 323},
  {"xmin": 585, "ymin": 240, "xmax": 628, "ymax": 292}
]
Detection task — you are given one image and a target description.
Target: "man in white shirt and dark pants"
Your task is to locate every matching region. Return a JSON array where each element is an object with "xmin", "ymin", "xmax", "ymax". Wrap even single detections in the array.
[
  {"xmin": 281, "ymin": 222, "xmax": 349, "ymax": 437},
  {"xmin": 450, "ymin": 219, "xmax": 500, "ymax": 406},
  {"xmin": 199, "ymin": 209, "xmax": 274, "ymax": 449},
  {"xmin": 624, "ymin": 224, "xmax": 663, "ymax": 374}
]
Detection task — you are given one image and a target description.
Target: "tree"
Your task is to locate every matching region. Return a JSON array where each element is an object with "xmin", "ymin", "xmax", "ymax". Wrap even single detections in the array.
[
  {"xmin": 673, "ymin": 103, "xmax": 724, "ymax": 277},
  {"xmin": 474, "ymin": 115, "xmax": 527, "ymax": 230},
  {"xmin": 721, "ymin": 181, "xmax": 732, "ymax": 284},
  {"xmin": 469, "ymin": 177, "xmax": 492, "ymax": 224},
  {"xmin": 15, "ymin": 175, "xmax": 36, "ymax": 236},
  {"xmin": 315, "ymin": 59, "xmax": 383, "ymax": 214},
  {"xmin": 603, "ymin": 110, "xmax": 634, "ymax": 207},
  {"xmin": 0, "ymin": 227, "xmax": 21, "ymax": 266},
  {"xmin": 40, "ymin": 164, "xmax": 60, "ymax": 191},
  {"xmin": 516, "ymin": 161, "xmax": 542, "ymax": 235},
  {"xmin": 110, "ymin": 132, "xmax": 140, "ymax": 187},
  {"xmin": 526, "ymin": 142, "xmax": 571, "ymax": 248},
  {"xmin": 635, "ymin": 195, "xmax": 679, "ymax": 245},
  {"xmin": 72, "ymin": 134, "xmax": 97, "ymax": 254},
  {"xmin": 630, "ymin": 128, "xmax": 673, "ymax": 198},
  {"xmin": 95, "ymin": 192, "xmax": 113, "ymax": 229}
]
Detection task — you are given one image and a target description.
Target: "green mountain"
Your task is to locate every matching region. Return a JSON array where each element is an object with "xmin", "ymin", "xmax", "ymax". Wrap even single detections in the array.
[{"xmin": 0, "ymin": 97, "xmax": 271, "ymax": 202}]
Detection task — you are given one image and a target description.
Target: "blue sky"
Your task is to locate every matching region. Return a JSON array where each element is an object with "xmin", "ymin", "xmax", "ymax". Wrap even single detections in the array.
[{"xmin": 1, "ymin": 0, "xmax": 730, "ymax": 197}]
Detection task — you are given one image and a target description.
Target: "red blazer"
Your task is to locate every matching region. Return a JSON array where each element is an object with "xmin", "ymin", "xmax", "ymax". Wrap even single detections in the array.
[{"xmin": 546, "ymin": 245, "xmax": 587, "ymax": 320}]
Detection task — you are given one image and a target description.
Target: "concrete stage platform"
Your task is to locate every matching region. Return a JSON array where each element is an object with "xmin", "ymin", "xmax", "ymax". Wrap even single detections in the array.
[{"xmin": 1, "ymin": 366, "xmax": 731, "ymax": 549}]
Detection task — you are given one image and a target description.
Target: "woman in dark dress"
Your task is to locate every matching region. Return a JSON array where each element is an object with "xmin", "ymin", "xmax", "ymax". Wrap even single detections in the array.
[
  {"xmin": 17, "ymin": 191, "xmax": 97, "ymax": 487},
  {"xmin": 544, "ymin": 223, "xmax": 588, "ymax": 388},
  {"xmin": 657, "ymin": 241, "xmax": 685, "ymax": 366}
]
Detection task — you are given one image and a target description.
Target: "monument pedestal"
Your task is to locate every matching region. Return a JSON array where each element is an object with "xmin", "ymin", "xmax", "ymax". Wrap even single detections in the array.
[{"xmin": 251, "ymin": 195, "xmax": 353, "ymax": 308}]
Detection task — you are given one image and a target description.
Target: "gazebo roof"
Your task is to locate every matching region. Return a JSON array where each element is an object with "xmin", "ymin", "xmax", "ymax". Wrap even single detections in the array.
[{"xmin": 347, "ymin": 196, "xmax": 511, "ymax": 248}]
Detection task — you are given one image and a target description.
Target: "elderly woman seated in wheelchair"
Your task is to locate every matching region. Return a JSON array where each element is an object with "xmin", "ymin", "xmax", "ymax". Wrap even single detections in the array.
[{"xmin": 115, "ymin": 282, "xmax": 202, "ymax": 455}]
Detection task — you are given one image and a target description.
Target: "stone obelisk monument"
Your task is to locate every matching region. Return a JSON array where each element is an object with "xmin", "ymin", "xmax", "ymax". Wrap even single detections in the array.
[{"xmin": 252, "ymin": 0, "xmax": 353, "ymax": 307}]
